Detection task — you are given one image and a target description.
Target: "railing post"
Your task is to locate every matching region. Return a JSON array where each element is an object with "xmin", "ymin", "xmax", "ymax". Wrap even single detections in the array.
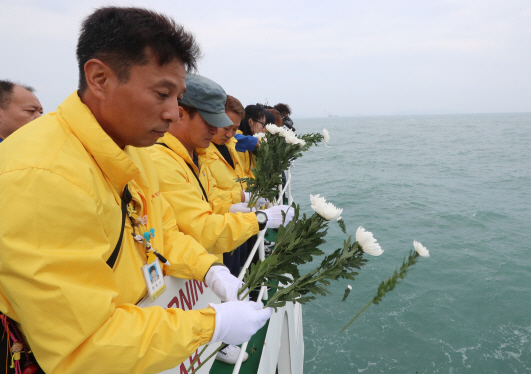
[
  {"xmin": 278, "ymin": 178, "xmax": 283, "ymax": 205},
  {"xmin": 287, "ymin": 167, "xmax": 293, "ymax": 206}
]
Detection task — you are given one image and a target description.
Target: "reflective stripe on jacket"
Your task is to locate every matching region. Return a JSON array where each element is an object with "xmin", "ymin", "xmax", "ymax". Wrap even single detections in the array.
[
  {"xmin": 148, "ymin": 133, "xmax": 259, "ymax": 261},
  {"xmin": 0, "ymin": 92, "xmax": 217, "ymax": 374}
]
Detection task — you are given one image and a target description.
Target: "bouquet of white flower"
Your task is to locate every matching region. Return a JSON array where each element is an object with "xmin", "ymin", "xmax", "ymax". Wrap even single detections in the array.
[{"xmin": 239, "ymin": 125, "xmax": 326, "ymax": 207}]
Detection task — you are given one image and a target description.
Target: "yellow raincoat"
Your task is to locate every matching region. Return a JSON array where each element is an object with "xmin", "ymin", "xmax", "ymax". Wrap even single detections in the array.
[
  {"xmin": 234, "ymin": 130, "xmax": 256, "ymax": 182},
  {"xmin": 200, "ymin": 140, "xmax": 245, "ymax": 207},
  {"xmin": 148, "ymin": 133, "xmax": 259, "ymax": 261},
  {"xmin": 0, "ymin": 92, "xmax": 217, "ymax": 374}
]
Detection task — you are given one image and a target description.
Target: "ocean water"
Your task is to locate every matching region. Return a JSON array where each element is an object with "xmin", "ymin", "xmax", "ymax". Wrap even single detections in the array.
[{"xmin": 289, "ymin": 113, "xmax": 531, "ymax": 373}]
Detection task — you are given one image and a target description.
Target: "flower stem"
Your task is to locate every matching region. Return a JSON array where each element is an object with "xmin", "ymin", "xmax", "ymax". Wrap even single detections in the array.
[
  {"xmin": 186, "ymin": 343, "xmax": 211, "ymax": 372},
  {"xmin": 239, "ymin": 287, "xmax": 254, "ymax": 301},
  {"xmin": 187, "ymin": 343, "xmax": 226, "ymax": 372},
  {"xmin": 339, "ymin": 300, "xmax": 373, "ymax": 333},
  {"xmin": 339, "ymin": 250, "xmax": 420, "ymax": 333}
]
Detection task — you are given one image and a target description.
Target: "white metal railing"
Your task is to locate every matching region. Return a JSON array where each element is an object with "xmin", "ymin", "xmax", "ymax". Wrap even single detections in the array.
[
  {"xmin": 231, "ymin": 167, "xmax": 292, "ymax": 373},
  {"xmin": 275, "ymin": 167, "xmax": 293, "ymax": 206}
]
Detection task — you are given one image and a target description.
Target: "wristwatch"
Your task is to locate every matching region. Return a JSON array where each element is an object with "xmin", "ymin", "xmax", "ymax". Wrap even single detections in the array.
[{"xmin": 255, "ymin": 211, "xmax": 268, "ymax": 231}]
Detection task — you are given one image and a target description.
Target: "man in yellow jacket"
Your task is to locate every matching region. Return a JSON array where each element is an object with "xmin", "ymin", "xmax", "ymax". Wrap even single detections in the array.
[
  {"xmin": 0, "ymin": 7, "xmax": 271, "ymax": 374},
  {"xmin": 148, "ymin": 75, "xmax": 294, "ymax": 261}
]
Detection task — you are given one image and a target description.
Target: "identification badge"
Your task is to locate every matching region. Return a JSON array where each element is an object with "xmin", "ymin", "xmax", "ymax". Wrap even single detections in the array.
[{"xmin": 142, "ymin": 258, "xmax": 166, "ymax": 301}]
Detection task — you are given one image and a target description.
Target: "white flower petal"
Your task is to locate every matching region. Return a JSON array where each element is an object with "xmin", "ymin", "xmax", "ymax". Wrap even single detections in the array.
[
  {"xmin": 413, "ymin": 240, "xmax": 430, "ymax": 257},
  {"xmin": 355, "ymin": 226, "xmax": 383, "ymax": 256},
  {"xmin": 347, "ymin": 285, "xmax": 352, "ymax": 290},
  {"xmin": 266, "ymin": 124, "xmax": 282, "ymax": 134},
  {"xmin": 309, "ymin": 194, "xmax": 343, "ymax": 221},
  {"xmin": 253, "ymin": 133, "xmax": 266, "ymax": 139},
  {"xmin": 279, "ymin": 128, "xmax": 295, "ymax": 138},
  {"xmin": 283, "ymin": 133, "xmax": 306, "ymax": 146}
]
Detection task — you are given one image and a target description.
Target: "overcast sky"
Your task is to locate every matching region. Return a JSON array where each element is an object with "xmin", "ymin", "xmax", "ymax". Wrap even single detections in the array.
[{"xmin": 1, "ymin": 0, "xmax": 530, "ymax": 117}]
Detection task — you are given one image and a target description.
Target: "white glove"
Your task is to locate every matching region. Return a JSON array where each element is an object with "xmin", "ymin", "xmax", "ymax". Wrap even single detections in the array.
[
  {"xmin": 263, "ymin": 205, "xmax": 295, "ymax": 228},
  {"xmin": 204, "ymin": 265, "xmax": 249, "ymax": 302},
  {"xmin": 243, "ymin": 191, "xmax": 268, "ymax": 206},
  {"xmin": 229, "ymin": 202, "xmax": 251, "ymax": 214},
  {"xmin": 256, "ymin": 197, "xmax": 268, "ymax": 206},
  {"xmin": 208, "ymin": 301, "xmax": 273, "ymax": 345}
]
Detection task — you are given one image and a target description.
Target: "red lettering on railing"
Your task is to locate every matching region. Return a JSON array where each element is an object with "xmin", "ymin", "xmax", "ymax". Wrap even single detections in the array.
[
  {"xmin": 194, "ymin": 280, "xmax": 204, "ymax": 295},
  {"xmin": 179, "ymin": 363, "xmax": 188, "ymax": 373},
  {"xmin": 179, "ymin": 287, "xmax": 192, "ymax": 310},
  {"xmin": 193, "ymin": 280, "xmax": 198, "ymax": 302},
  {"xmin": 186, "ymin": 281, "xmax": 196, "ymax": 305},
  {"xmin": 167, "ymin": 296, "xmax": 179, "ymax": 309}
]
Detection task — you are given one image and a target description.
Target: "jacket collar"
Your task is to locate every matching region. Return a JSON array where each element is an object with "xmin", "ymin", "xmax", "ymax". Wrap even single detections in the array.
[
  {"xmin": 159, "ymin": 132, "xmax": 211, "ymax": 173},
  {"xmin": 57, "ymin": 91, "xmax": 140, "ymax": 193},
  {"xmin": 160, "ymin": 132, "xmax": 197, "ymax": 170},
  {"xmin": 202, "ymin": 142, "xmax": 225, "ymax": 163}
]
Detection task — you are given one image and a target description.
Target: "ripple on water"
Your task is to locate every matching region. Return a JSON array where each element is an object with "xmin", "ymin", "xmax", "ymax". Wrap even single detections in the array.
[{"xmin": 295, "ymin": 114, "xmax": 531, "ymax": 373}]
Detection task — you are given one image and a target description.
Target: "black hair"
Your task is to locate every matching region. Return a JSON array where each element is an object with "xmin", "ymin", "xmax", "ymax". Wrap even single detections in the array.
[
  {"xmin": 177, "ymin": 101, "xmax": 199, "ymax": 119},
  {"xmin": 76, "ymin": 7, "xmax": 201, "ymax": 93},
  {"xmin": 264, "ymin": 110, "xmax": 276, "ymax": 125},
  {"xmin": 149, "ymin": 265, "xmax": 157, "ymax": 274},
  {"xmin": 239, "ymin": 105, "xmax": 265, "ymax": 136},
  {"xmin": 0, "ymin": 80, "xmax": 35, "ymax": 110}
]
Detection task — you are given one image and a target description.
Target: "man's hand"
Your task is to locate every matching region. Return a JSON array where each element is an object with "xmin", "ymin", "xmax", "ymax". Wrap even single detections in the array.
[
  {"xmin": 243, "ymin": 191, "xmax": 268, "ymax": 206},
  {"xmin": 208, "ymin": 301, "xmax": 273, "ymax": 345},
  {"xmin": 263, "ymin": 205, "xmax": 295, "ymax": 228},
  {"xmin": 229, "ymin": 202, "xmax": 251, "ymax": 214},
  {"xmin": 204, "ymin": 265, "xmax": 249, "ymax": 302}
]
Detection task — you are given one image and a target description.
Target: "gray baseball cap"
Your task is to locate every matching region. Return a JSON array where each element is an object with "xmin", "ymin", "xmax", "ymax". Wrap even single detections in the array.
[{"xmin": 180, "ymin": 74, "xmax": 233, "ymax": 128}]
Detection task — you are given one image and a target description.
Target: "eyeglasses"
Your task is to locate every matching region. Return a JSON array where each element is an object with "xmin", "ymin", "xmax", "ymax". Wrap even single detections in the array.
[{"xmin": 255, "ymin": 119, "xmax": 266, "ymax": 128}]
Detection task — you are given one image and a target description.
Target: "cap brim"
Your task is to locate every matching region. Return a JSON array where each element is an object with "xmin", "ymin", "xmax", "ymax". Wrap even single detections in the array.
[{"xmin": 197, "ymin": 110, "xmax": 233, "ymax": 128}]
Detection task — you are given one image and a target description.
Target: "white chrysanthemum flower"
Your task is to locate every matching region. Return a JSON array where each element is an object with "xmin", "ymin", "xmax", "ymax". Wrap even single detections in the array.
[
  {"xmin": 280, "ymin": 128, "xmax": 295, "ymax": 138},
  {"xmin": 323, "ymin": 128, "xmax": 330, "ymax": 145},
  {"xmin": 413, "ymin": 240, "xmax": 430, "ymax": 257},
  {"xmin": 284, "ymin": 134, "xmax": 297, "ymax": 143},
  {"xmin": 266, "ymin": 124, "xmax": 282, "ymax": 134},
  {"xmin": 355, "ymin": 226, "xmax": 383, "ymax": 256},
  {"xmin": 285, "ymin": 134, "xmax": 306, "ymax": 146},
  {"xmin": 253, "ymin": 133, "xmax": 266, "ymax": 139},
  {"xmin": 309, "ymin": 194, "xmax": 343, "ymax": 221},
  {"xmin": 347, "ymin": 285, "xmax": 352, "ymax": 290}
]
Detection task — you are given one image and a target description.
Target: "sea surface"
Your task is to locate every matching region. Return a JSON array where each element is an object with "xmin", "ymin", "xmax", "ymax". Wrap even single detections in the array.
[{"xmin": 289, "ymin": 113, "xmax": 531, "ymax": 373}]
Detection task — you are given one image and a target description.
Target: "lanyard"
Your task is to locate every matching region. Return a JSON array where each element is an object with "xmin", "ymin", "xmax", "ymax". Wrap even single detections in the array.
[
  {"xmin": 185, "ymin": 163, "xmax": 209, "ymax": 203},
  {"xmin": 155, "ymin": 143, "xmax": 209, "ymax": 203}
]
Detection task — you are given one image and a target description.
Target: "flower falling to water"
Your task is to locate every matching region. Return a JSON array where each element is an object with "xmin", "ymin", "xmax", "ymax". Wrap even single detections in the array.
[
  {"xmin": 323, "ymin": 128, "xmax": 330, "ymax": 145},
  {"xmin": 413, "ymin": 240, "xmax": 430, "ymax": 257},
  {"xmin": 342, "ymin": 284, "xmax": 353, "ymax": 302},
  {"xmin": 355, "ymin": 226, "xmax": 383, "ymax": 256},
  {"xmin": 309, "ymin": 194, "xmax": 343, "ymax": 221}
]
